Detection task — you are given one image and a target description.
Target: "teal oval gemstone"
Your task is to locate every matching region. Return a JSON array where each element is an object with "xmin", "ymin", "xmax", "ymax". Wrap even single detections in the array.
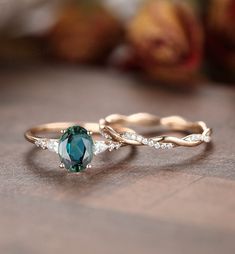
[{"xmin": 58, "ymin": 126, "xmax": 94, "ymax": 172}]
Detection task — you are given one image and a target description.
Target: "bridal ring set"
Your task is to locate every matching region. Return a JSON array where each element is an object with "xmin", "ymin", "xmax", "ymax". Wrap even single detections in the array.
[{"xmin": 25, "ymin": 113, "xmax": 212, "ymax": 172}]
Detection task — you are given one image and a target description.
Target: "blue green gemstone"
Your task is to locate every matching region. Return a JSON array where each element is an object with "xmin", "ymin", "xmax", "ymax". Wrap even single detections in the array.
[{"xmin": 58, "ymin": 126, "xmax": 94, "ymax": 172}]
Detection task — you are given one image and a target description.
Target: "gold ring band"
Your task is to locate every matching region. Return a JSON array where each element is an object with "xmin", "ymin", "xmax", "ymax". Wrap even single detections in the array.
[
  {"xmin": 25, "ymin": 122, "xmax": 100, "ymax": 144},
  {"xmin": 99, "ymin": 113, "xmax": 212, "ymax": 149}
]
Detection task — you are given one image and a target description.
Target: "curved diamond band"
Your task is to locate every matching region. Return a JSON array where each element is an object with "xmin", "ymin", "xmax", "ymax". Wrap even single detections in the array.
[{"xmin": 99, "ymin": 113, "xmax": 212, "ymax": 148}]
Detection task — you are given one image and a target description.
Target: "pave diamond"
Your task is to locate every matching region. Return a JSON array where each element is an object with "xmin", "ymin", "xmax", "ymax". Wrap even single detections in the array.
[
  {"xmin": 35, "ymin": 139, "xmax": 47, "ymax": 149},
  {"xmin": 166, "ymin": 143, "xmax": 173, "ymax": 149},
  {"xmin": 35, "ymin": 139, "xmax": 59, "ymax": 153},
  {"xmin": 161, "ymin": 143, "xmax": 167, "ymax": 149},
  {"xmin": 131, "ymin": 133, "xmax": 137, "ymax": 140},
  {"xmin": 148, "ymin": 140, "xmax": 154, "ymax": 147},
  {"xmin": 203, "ymin": 135, "xmax": 211, "ymax": 143},
  {"xmin": 123, "ymin": 132, "xmax": 134, "ymax": 140},
  {"xmin": 108, "ymin": 142, "xmax": 121, "ymax": 151},
  {"xmin": 136, "ymin": 135, "xmax": 143, "ymax": 142},
  {"xmin": 142, "ymin": 138, "xmax": 148, "ymax": 145},
  {"xmin": 184, "ymin": 134, "xmax": 202, "ymax": 142},
  {"xmin": 154, "ymin": 142, "xmax": 160, "ymax": 149},
  {"xmin": 93, "ymin": 141, "xmax": 121, "ymax": 155}
]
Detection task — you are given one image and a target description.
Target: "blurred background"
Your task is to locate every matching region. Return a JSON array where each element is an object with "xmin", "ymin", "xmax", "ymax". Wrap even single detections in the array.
[{"xmin": 0, "ymin": 0, "xmax": 235, "ymax": 85}]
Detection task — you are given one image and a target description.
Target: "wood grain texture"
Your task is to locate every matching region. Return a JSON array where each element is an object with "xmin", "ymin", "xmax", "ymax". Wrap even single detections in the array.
[{"xmin": 0, "ymin": 65, "xmax": 235, "ymax": 254}]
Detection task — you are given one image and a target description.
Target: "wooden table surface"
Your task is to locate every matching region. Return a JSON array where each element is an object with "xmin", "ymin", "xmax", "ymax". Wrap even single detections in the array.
[{"xmin": 0, "ymin": 65, "xmax": 235, "ymax": 254}]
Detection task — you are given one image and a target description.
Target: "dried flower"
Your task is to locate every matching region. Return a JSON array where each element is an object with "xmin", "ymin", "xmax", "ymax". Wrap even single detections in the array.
[
  {"xmin": 206, "ymin": 0, "xmax": 235, "ymax": 70},
  {"xmin": 127, "ymin": 0, "xmax": 203, "ymax": 83},
  {"xmin": 47, "ymin": 1, "xmax": 123, "ymax": 63}
]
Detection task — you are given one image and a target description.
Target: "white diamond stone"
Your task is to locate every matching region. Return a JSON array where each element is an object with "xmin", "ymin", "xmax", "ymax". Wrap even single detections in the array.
[
  {"xmin": 142, "ymin": 138, "xmax": 148, "ymax": 145},
  {"xmin": 122, "ymin": 132, "xmax": 130, "ymax": 139},
  {"xmin": 166, "ymin": 143, "xmax": 173, "ymax": 149},
  {"xmin": 136, "ymin": 135, "xmax": 143, "ymax": 142},
  {"xmin": 104, "ymin": 133, "xmax": 112, "ymax": 140},
  {"xmin": 47, "ymin": 140, "xmax": 59, "ymax": 153},
  {"xmin": 148, "ymin": 140, "xmax": 154, "ymax": 147},
  {"xmin": 203, "ymin": 135, "xmax": 211, "ymax": 143},
  {"xmin": 41, "ymin": 140, "xmax": 47, "ymax": 149},
  {"xmin": 35, "ymin": 139, "xmax": 47, "ymax": 149},
  {"xmin": 184, "ymin": 134, "xmax": 202, "ymax": 142},
  {"xmin": 193, "ymin": 134, "xmax": 202, "ymax": 141},
  {"xmin": 126, "ymin": 132, "xmax": 132, "ymax": 139},
  {"xmin": 93, "ymin": 141, "xmax": 108, "ymax": 155},
  {"xmin": 131, "ymin": 133, "xmax": 137, "ymax": 140},
  {"xmin": 122, "ymin": 133, "xmax": 127, "ymax": 138},
  {"xmin": 154, "ymin": 142, "xmax": 160, "ymax": 149},
  {"xmin": 161, "ymin": 143, "xmax": 167, "ymax": 149},
  {"xmin": 35, "ymin": 140, "xmax": 41, "ymax": 147},
  {"xmin": 114, "ymin": 142, "xmax": 121, "ymax": 150}
]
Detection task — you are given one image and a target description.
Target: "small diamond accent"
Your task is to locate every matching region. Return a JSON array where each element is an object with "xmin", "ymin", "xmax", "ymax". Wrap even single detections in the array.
[
  {"xmin": 120, "ymin": 132, "xmax": 175, "ymax": 150},
  {"xmin": 131, "ymin": 133, "xmax": 137, "ymax": 140},
  {"xmin": 184, "ymin": 134, "xmax": 202, "ymax": 142},
  {"xmin": 93, "ymin": 141, "xmax": 121, "ymax": 155},
  {"xmin": 47, "ymin": 140, "xmax": 59, "ymax": 153},
  {"xmin": 108, "ymin": 143, "xmax": 116, "ymax": 151},
  {"xmin": 203, "ymin": 135, "xmax": 211, "ymax": 143},
  {"xmin": 161, "ymin": 143, "xmax": 167, "ymax": 149},
  {"xmin": 142, "ymin": 138, "xmax": 148, "ymax": 145},
  {"xmin": 35, "ymin": 139, "xmax": 59, "ymax": 153},
  {"xmin": 183, "ymin": 133, "xmax": 211, "ymax": 144},
  {"xmin": 122, "ymin": 132, "xmax": 138, "ymax": 141},
  {"xmin": 108, "ymin": 142, "xmax": 121, "ymax": 151},
  {"xmin": 35, "ymin": 139, "xmax": 47, "ymax": 149},
  {"xmin": 154, "ymin": 142, "xmax": 160, "ymax": 149},
  {"xmin": 136, "ymin": 135, "xmax": 143, "ymax": 142},
  {"xmin": 148, "ymin": 140, "xmax": 154, "ymax": 147},
  {"xmin": 122, "ymin": 132, "xmax": 130, "ymax": 139},
  {"xmin": 93, "ymin": 141, "xmax": 108, "ymax": 155},
  {"xmin": 166, "ymin": 143, "xmax": 173, "ymax": 149}
]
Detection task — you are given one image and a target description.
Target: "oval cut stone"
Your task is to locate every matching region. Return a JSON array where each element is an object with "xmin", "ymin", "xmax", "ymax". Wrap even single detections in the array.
[{"xmin": 58, "ymin": 126, "xmax": 94, "ymax": 172}]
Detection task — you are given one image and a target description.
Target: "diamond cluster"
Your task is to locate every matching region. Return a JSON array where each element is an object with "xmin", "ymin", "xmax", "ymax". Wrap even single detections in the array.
[
  {"xmin": 35, "ymin": 139, "xmax": 59, "ymax": 153},
  {"xmin": 122, "ymin": 132, "xmax": 174, "ymax": 149},
  {"xmin": 120, "ymin": 132, "xmax": 211, "ymax": 150},
  {"xmin": 93, "ymin": 141, "xmax": 121, "ymax": 155},
  {"xmin": 183, "ymin": 134, "xmax": 211, "ymax": 143}
]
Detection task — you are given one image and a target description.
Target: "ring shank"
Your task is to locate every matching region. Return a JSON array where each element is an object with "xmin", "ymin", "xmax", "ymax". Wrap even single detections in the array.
[{"xmin": 24, "ymin": 122, "xmax": 101, "ymax": 144}]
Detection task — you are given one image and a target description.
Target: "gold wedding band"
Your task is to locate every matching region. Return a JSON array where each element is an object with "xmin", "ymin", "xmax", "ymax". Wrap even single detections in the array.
[{"xmin": 99, "ymin": 113, "xmax": 212, "ymax": 149}]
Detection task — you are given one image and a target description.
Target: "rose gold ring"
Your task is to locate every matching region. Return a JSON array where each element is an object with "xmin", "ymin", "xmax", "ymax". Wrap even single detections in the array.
[
  {"xmin": 99, "ymin": 113, "xmax": 212, "ymax": 150},
  {"xmin": 25, "ymin": 122, "xmax": 132, "ymax": 172}
]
